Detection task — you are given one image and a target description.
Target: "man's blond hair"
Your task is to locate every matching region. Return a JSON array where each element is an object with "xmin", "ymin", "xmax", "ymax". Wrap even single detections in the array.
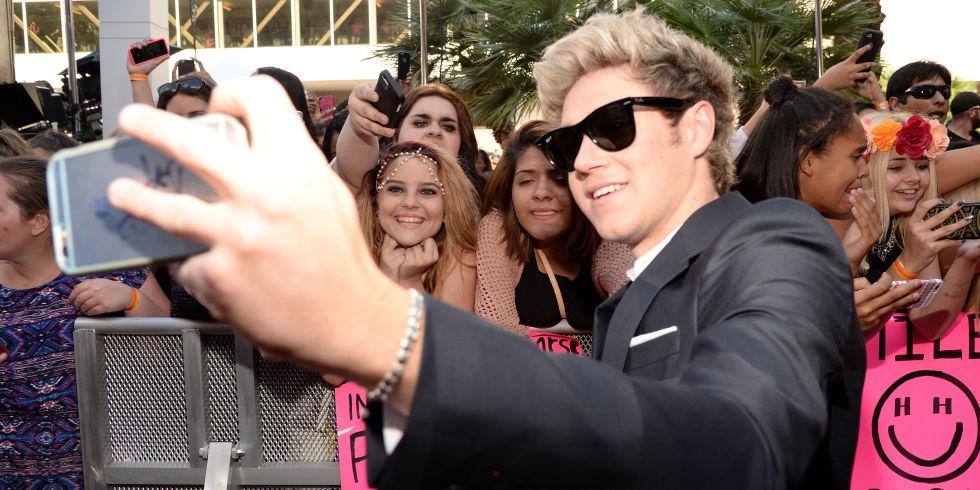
[{"xmin": 533, "ymin": 9, "xmax": 736, "ymax": 193}]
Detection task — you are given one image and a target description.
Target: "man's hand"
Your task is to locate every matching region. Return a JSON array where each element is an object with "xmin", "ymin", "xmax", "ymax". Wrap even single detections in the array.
[{"xmin": 107, "ymin": 77, "xmax": 416, "ymax": 400}]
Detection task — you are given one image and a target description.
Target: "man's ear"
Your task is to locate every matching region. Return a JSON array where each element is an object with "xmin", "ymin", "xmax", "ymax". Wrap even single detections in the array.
[
  {"xmin": 887, "ymin": 96, "xmax": 900, "ymax": 111},
  {"xmin": 29, "ymin": 212, "xmax": 50, "ymax": 237},
  {"xmin": 683, "ymin": 100, "xmax": 715, "ymax": 159}
]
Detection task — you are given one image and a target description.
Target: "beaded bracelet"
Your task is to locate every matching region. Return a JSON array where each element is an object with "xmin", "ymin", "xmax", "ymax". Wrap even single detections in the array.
[{"xmin": 366, "ymin": 289, "xmax": 424, "ymax": 406}]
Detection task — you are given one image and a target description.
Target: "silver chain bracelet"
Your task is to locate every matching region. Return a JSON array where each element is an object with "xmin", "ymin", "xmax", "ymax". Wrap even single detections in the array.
[{"xmin": 365, "ymin": 288, "xmax": 424, "ymax": 407}]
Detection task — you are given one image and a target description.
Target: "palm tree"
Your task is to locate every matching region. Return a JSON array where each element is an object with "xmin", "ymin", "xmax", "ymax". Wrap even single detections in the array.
[
  {"xmin": 377, "ymin": 0, "xmax": 882, "ymax": 132},
  {"xmin": 648, "ymin": 0, "xmax": 883, "ymax": 123}
]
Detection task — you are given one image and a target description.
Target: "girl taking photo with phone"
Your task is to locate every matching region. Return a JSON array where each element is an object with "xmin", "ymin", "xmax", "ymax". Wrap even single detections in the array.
[{"xmin": 335, "ymin": 83, "xmax": 485, "ymax": 198}]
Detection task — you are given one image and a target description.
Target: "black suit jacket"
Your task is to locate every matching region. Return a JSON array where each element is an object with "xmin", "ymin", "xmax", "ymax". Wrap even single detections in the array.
[{"xmin": 367, "ymin": 192, "xmax": 865, "ymax": 489}]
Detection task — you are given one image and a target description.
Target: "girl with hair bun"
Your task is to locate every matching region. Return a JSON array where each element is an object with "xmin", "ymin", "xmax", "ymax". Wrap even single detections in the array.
[{"xmin": 735, "ymin": 77, "xmax": 920, "ymax": 331}]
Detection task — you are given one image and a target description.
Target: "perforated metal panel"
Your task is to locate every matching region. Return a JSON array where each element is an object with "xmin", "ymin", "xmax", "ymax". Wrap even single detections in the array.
[
  {"xmin": 571, "ymin": 334, "xmax": 594, "ymax": 358},
  {"xmin": 203, "ymin": 334, "xmax": 240, "ymax": 443},
  {"xmin": 256, "ymin": 357, "xmax": 338, "ymax": 462},
  {"xmin": 104, "ymin": 334, "xmax": 190, "ymax": 463}
]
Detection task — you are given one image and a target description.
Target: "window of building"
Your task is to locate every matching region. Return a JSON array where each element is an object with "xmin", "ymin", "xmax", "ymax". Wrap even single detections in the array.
[
  {"xmin": 376, "ymin": 0, "xmax": 405, "ymax": 45},
  {"xmin": 298, "ymin": 0, "xmax": 331, "ymax": 46},
  {"xmin": 72, "ymin": 1, "xmax": 100, "ymax": 52},
  {"xmin": 332, "ymin": 0, "xmax": 368, "ymax": 45},
  {"xmin": 14, "ymin": 3, "xmax": 26, "ymax": 54},
  {"xmin": 26, "ymin": 1, "xmax": 63, "ymax": 54},
  {"xmin": 178, "ymin": 0, "xmax": 217, "ymax": 49},
  {"xmin": 255, "ymin": 0, "xmax": 292, "ymax": 47},
  {"xmin": 222, "ymin": 0, "xmax": 254, "ymax": 47}
]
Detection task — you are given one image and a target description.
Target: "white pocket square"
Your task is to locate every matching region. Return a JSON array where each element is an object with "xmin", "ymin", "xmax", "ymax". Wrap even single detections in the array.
[{"xmin": 629, "ymin": 326, "xmax": 678, "ymax": 348}]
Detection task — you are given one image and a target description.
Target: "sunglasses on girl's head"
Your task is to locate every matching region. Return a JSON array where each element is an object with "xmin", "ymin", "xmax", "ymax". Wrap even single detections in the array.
[
  {"xmin": 904, "ymin": 84, "xmax": 951, "ymax": 100},
  {"xmin": 535, "ymin": 96, "xmax": 691, "ymax": 172},
  {"xmin": 157, "ymin": 77, "xmax": 212, "ymax": 99}
]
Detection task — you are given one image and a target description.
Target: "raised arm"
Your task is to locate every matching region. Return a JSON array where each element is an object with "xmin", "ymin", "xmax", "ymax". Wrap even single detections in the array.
[
  {"xmin": 126, "ymin": 39, "xmax": 169, "ymax": 107},
  {"xmin": 335, "ymin": 83, "xmax": 396, "ymax": 187}
]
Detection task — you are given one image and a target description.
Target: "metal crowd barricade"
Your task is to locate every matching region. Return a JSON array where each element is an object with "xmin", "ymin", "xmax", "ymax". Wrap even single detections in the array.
[{"xmin": 74, "ymin": 318, "xmax": 341, "ymax": 489}]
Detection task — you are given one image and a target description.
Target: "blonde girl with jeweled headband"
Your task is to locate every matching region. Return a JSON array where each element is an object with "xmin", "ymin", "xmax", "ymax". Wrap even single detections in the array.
[
  {"xmin": 356, "ymin": 141, "xmax": 478, "ymax": 311},
  {"xmin": 863, "ymin": 111, "xmax": 979, "ymax": 339}
]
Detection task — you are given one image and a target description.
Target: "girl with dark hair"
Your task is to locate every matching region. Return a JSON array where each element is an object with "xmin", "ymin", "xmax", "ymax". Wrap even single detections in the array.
[
  {"xmin": 0, "ymin": 156, "xmax": 169, "ymax": 488},
  {"xmin": 126, "ymin": 39, "xmax": 212, "ymax": 118},
  {"xmin": 476, "ymin": 121, "xmax": 632, "ymax": 335},
  {"xmin": 336, "ymin": 82, "xmax": 485, "ymax": 196},
  {"xmin": 735, "ymin": 77, "xmax": 919, "ymax": 330}
]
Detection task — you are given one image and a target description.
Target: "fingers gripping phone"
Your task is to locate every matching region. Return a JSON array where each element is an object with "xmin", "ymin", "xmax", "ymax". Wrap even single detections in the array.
[
  {"xmin": 47, "ymin": 114, "xmax": 248, "ymax": 275},
  {"xmin": 129, "ymin": 38, "xmax": 169, "ymax": 66},
  {"xmin": 372, "ymin": 70, "xmax": 405, "ymax": 129},
  {"xmin": 891, "ymin": 279, "xmax": 943, "ymax": 310},
  {"xmin": 855, "ymin": 29, "xmax": 883, "ymax": 72},
  {"xmin": 925, "ymin": 201, "xmax": 980, "ymax": 239}
]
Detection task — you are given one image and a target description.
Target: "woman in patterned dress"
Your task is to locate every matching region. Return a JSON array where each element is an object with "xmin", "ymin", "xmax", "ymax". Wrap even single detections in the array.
[{"xmin": 0, "ymin": 156, "xmax": 169, "ymax": 488}]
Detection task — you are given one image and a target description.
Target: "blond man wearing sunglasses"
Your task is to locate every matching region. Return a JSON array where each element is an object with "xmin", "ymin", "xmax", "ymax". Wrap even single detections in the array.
[{"xmin": 108, "ymin": 9, "xmax": 861, "ymax": 490}]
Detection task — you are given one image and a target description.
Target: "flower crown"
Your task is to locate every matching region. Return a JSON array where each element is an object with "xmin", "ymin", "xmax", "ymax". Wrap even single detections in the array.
[
  {"xmin": 862, "ymin": 113, "xmax": 949, "ymax": 161},
  {"xmin": 375, "ymin": 147, "xmax": 446, "ymax": 195}
]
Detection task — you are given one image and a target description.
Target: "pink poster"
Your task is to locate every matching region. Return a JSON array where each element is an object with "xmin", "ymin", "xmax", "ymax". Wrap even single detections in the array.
[
  {"xmin": 528, "ymin": 331, "xmax": 585, "ymax": 356},
  {"xmin": 851, "ymin": 312, "xmax": 980, "ymax": 489},
  {"xmin": 334, "ymin": 381, "xmax": 375, "ymax": 490}
]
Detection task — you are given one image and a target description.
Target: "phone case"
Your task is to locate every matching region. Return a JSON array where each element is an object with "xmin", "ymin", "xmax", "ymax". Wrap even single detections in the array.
[
  {"xmin": 177, "ymin": 59, "xmax": 197, "ymax": 77},
  {"xmin": 397, "ymin": 52, "xmax": 411, "ymax": 80},
  {"xmin": 372, "ymin": 70, "xmax": 405, "ymax": 129},
  {"xmin": 924, "ymin": 202, "xmax": 980, "ymax": 240},
  {"xmin": 855, "ymin": 29, "xmax": 883, "ymax": 71},
  {"xmin": 129, "ymin": 38, "xmax": 170, "ymax": 66},
  {"xmin": 47, "ymin": 114, "xmax": 247, "ymax": 275},
  {"xmin": 890, "ymin": 279, "xmax": 943, "ymax": 309}
]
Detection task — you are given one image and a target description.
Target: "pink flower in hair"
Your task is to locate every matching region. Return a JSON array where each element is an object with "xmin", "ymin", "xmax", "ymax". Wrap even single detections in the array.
[
  {"xmin": 924, "ymin": 118, "xmax": 949, "ymax": 160},
  {"xmin": 861, "ymin": 117, "xmax": 875, "ymax": 159}
]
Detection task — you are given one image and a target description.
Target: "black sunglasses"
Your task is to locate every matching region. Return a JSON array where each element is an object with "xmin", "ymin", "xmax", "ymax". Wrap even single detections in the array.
[
  {"xmin": 157, "ymin": 77, "xmax": 212, "ymax": 100},
  {"xmin": 904, "ymin": 84, "xmax": 951, "ymax": 100},
  {"xmin": 536, "ymin": 96, "xmax": 690, "ymax": 172}
]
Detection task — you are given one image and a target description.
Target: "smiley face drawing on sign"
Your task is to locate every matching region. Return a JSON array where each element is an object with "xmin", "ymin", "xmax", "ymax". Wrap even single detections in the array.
[{"xmin": 872, "ymin": 370, "xmax": 980, "ymax": 483}]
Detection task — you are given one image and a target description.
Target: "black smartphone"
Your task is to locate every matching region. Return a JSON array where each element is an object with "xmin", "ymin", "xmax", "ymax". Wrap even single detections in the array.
[
  {"xmin": 925, "ymin": 201, "xmax": 980, "ymax": 240},
  {"xmin": 176, "ymin": 59, "xmax": 197, "ymax": 77},
  {"xmin": 372, "ymin": 70, "xmax": 405, "ymax": 129},
  {"xmin": 129, "ymin": 38, "xmax": 169, "ymax": 65},
  {"xmin": 855, "ymin": 29, "xmax": 883, "ymax": 72},
  {"xmin": 397, "ymin": 52, "xmax": 411, "ymax": 81}
]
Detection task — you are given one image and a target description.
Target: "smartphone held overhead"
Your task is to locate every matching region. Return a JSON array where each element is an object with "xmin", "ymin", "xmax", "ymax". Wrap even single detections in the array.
[
  {"xmin": 129, "ymin": 38, "xmax": 169, "ymax": 66},
  {"xmin": 855, "ymin": 29, "xmax": 883, "ymax": 72},
  {"xmin": 47, "ymin": 114, "xmax": 248, "ymax": 275},
  {"xmin": 372, "ymin": 70, "xmax": 405, "ymax": 129},
  {"xmin": 176, "ymin": 59, "xmax": 197, "ymax": 77}
]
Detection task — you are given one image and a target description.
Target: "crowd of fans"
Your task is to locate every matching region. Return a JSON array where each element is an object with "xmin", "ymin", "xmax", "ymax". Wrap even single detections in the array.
[{"xmin": 2, "ymin": 8, "xmax": 980, "ymax": 488}]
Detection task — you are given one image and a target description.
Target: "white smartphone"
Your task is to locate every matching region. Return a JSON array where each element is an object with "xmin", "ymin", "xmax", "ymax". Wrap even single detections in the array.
[
  {"xmin": 890, "ymin": 278, "xmax": 943, "ymax": 310},
  {"xmin": 47, "ymin": 113, "xmax": 247, "ymax": 275}
]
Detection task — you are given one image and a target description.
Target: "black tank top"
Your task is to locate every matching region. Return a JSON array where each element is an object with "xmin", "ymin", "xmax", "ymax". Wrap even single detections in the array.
[{"xmin": 514, "ymin": 252, "xmax": 602, "ymax": 331}]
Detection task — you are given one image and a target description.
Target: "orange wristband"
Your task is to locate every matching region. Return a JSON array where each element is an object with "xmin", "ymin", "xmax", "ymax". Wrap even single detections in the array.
[
  {"xmin": 893, "ymin": 258, "xmax": 918, "ymax": 280},
  {"xmin": 129, "ymin": 73, "xmax": 148, "ymax": 81},
  {"xmin": 126, "ymin": 288, "xmax": 140, "ymax": 311}
]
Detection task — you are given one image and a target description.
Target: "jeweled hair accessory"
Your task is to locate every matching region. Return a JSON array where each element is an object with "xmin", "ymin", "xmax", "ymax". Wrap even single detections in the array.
[
  {"xmin": 375, "ymin": 147, "xmax": 446, "ymax": 195},
  {"xmin": 862, "ymin": 114, "xmax": 949, "ymax": 160}
]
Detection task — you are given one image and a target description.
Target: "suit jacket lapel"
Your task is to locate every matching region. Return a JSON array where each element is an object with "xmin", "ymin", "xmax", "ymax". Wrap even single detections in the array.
[
  {"xmin": 593, "ymin": 284, "xmax": 628, "ymax": 362},
  {"xmin": 597, "ymin": 192, "xmax": 753, "ymax": 371},
  {"xmin": 599, "ymin": 238, "xmax": 690, "ymax": 369}
]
